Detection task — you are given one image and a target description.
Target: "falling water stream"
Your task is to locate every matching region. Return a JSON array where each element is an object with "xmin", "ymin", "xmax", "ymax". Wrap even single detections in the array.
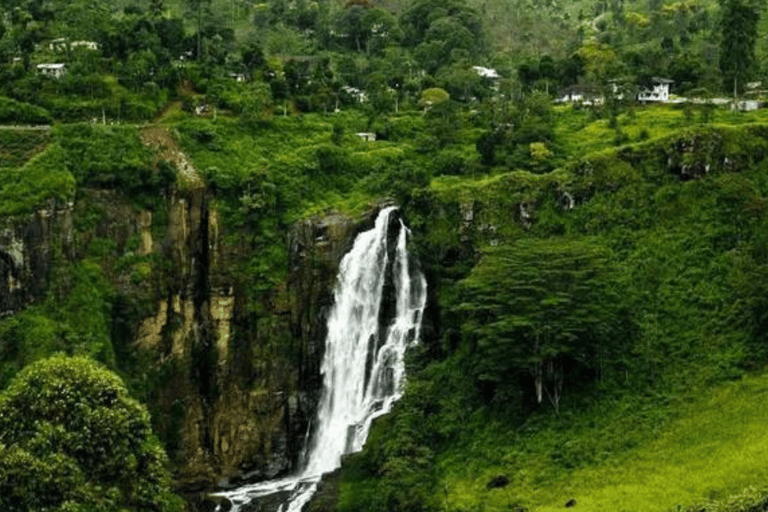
[{"xmin": 215, "ymin": 206, "xmax": 427, "ymax": 512}]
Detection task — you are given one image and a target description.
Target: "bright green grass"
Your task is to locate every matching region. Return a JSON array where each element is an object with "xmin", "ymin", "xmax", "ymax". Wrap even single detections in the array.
[
  {"xmin": 440, "ymin": 372, "xmax": 768, "ymax": 512},
  {"xmin": 0, "ymin": 144, "xmax": 75, "ymax": 216},
  {"xmin": 0, "ymin": 129, "xmax": 50, "ymax": 168},
  {"xmin": 555, "ymin": 104, "xmax": 768, "ymax": 158}
]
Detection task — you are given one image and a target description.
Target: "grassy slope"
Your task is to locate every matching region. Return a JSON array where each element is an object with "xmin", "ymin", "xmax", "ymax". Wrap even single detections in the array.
[
  {"xmin": 0, "ymin": 143, "xmax": 75, "ymax": 216},
  {"xmin": 443, "ymin": 371, "xmax": 768, "ymax": 512},
  {"xmin": 555, "ymin": 105, "xmax": 768, "ymax": 156}
]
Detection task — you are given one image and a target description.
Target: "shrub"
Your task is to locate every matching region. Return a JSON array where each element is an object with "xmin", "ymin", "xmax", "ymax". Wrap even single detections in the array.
[
  {"xmin": 0, "ymin": 355, "xmax": 183, "ymax": 511},
  {"xmin": 0, "ymin": 97, "xmax": 51, "ymax": 124},
  {"xmin": 54, "ymin": 124, "xmax": 155, "ymax": 194}
]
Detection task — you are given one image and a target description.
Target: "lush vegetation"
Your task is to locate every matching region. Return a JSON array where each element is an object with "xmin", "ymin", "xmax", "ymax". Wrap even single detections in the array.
[
  {"xmin": 2, "ymin": 0, "xmax": 768, "ymax": 510},
  {"xmin": 0, "ymin": 355, "xmax": 183, "ymax": 511},
  {"xmin": 0, "ymin": 0, "xmax": 765, "ymax": 126},
  {"xmin": 328, "ymin": 120, "xmax": 768, "ymax": 512}
]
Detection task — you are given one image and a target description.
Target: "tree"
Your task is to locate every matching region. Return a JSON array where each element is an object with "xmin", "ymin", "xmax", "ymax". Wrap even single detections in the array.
[
  {"xmin": 241, "ymin": 42, "xmax": 266, "ymax": 78},
  {"xmin": 400, "ymin": 0, "xmax": 485, "ymax": 74},
  {"xmin": 0, "ymin": 355, "xmax": 183, "ymax": 512},
  {"xmin": 475, "ymin": 92, "xmax": 558, "ymax": 170},
  {"xmin": 184, "ymin": 0, "xmax": 213, "ymax": 59},
  {"xmin": 575, "ymin": 37, "xmax": 622, "ymax": 85},
  {"xmin": 456, "ymin": 240, "xmax": 629, "ymax": 412},
  {"xmin": 719, "ymin": 0, "xmax": 760, "ymax": 98}
]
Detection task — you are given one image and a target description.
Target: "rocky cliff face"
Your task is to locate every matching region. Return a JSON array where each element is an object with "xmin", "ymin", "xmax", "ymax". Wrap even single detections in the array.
[
  {"xmin": 134, "ymin": 192, "xmax": 383, "ymax": 493},
  {"xmin": 0, "ymin": 173, "xmax": 384, "ymax": 497},
  {"xmin": 0, "ymin": 199, "xmax": 73, "ymax": 316}
]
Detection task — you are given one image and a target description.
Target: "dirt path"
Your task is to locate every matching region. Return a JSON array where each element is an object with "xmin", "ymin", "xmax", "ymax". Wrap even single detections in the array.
[
  {"xmin": 141, "ymin": 124, "xmax": 203, "ymax": 187},
  {"xmin": 153, "ymin": 100, "xmax": 183, "ymax": 124}
]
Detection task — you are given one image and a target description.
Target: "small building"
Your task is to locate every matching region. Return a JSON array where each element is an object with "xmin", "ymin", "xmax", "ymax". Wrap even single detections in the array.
[
  {"xmin": 342, "ymin": 86, "xmax": 367, "ymax": 103},
  {"xmin": 637, "ymin": 78, "xmax": 673, "ymax": 102},
  {"xmin": 732, "ymin": 100, "xmax": 760, "ymax": 112},
  {"xmin": 48, "ymin": 38, "xmax": 67, "ymax": 52},
  {"xmin": 49, "ymin": 39, "xmax": 98, "ymax": 52},
  {"xmin": 556, "ymin": 85, "xmax": 602, "ymax": 105},
  {"xmin": 473, "ymin": 66, "xmax": 501, "ymax": 79},
  {"xmin": 229, "ymin": 73, "xmax": 246, "ymax": 82},
  {"xmin": 37, "ymin": 63, "xmax": 67, "ymax": 78},
  {"xmin": 71, "ymin": 41, "xmax": 99, "ymax": 51},
  {"xmin": 356, "ymin": 132, "xmax": 376, "ymax": 142}
]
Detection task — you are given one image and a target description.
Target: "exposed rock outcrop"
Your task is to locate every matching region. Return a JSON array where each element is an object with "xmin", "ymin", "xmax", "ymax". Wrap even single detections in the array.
[{"xmin": 0, "ymin": 198, "xmax": 73, "ymax": 316}]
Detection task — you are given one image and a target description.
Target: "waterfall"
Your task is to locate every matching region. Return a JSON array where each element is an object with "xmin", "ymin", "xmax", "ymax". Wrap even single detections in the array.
[{"xmin": 216, "ymin": 206, "xmax": 427, "ymax": 512}]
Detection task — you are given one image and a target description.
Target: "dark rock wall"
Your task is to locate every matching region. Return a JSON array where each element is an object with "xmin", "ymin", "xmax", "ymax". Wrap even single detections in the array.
[
  {"xmin": 0, "ymin": 174, "xmax": 394, "ymax": 496},
  {"xmin": 0, "ymin": 199, "xmax": 73, "ymax": 316}
]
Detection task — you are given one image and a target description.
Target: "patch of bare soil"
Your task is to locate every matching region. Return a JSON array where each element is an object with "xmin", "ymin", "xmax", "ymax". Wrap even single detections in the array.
[{"xmin": 141, "ymin": 124, "xmax": 203, "ymax": 187}]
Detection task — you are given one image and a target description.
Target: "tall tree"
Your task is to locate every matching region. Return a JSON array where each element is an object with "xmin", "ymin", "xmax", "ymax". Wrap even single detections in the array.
[
  {"xmin": 185, "ymin": 0, "xmax": 212, "ymax": 59},
  {"xmin": 455, "ymin": 240, "xmax": 629, "ymax": 412},
  {"xmin": 719, "ymin": 0, "xmax": 760, "ymax": 98},
  {"xmin": 0, "ymin": 356, "xmax": 183, "ymax": 511}
]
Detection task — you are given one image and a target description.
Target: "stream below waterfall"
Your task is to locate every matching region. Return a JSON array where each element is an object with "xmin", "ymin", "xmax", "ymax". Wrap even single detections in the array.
[{"xmin": 214, "ymin": 206, "xmax": 427, "ymax": 512}]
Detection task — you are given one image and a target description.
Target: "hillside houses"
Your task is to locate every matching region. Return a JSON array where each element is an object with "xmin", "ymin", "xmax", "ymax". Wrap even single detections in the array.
[
  {"xmin": 557, "ymin": 78, "xmax": 675, "ymax": 105},
  {"xmin": 637, "ymin": 78, "xmax": 674, "ymax": 102},
  {"xmin": 556, "ymin": 85, "xmax": 603, "ymax": 105},
  {"xmin": 49, "ymin": 39, "xmax": 99, "ymax": 52},
  {"xmin": 36, "ymin": 63, "xmax": 66, "ymax": 78}
]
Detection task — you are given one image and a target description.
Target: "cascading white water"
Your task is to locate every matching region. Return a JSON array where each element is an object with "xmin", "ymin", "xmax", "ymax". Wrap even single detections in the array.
[{"xmin": 216, "ymin": 206, "xmax": 426, "ymax": 512}]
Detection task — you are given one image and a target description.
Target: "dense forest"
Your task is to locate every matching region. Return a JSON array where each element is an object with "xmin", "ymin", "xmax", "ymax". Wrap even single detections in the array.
[{"xmin": 2, "ymin": 0, "xmax": 768, "ymax": 511}]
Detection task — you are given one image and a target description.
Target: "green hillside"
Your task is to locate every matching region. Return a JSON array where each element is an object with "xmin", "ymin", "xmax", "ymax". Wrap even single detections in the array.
[{"xmin": 1, "ymin": 0, "xmax": 768, "ymax": 511}]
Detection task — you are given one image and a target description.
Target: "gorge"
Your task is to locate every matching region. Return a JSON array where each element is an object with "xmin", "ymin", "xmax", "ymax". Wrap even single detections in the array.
[{"xmin": 5, "ymin": 114, "xmax": 768, "ymax": 512}]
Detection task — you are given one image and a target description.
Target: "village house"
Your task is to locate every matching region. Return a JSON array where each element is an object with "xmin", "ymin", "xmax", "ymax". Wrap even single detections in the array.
[
  {"xmin": 473, "ymin": 66, "xmax": 501, "ymax": 80},
  {"xmin": 733, "ymin": 100, "xmax": 761, "ymax": 111},
  {"xmin": 637, "ymin": 78, "xmax": 673, "ymax": 102},
  {"xmin": 473, "ymin": 66, "xmax": 501, "ymax": 92},
  {"xmin": 71, "ymin": 41, "xmax": 99, "ymax": 51},
  {"xmin": 556, "ymin": 84, "xmax": 603, "ymax": 105},
  {"xmin": 36, "ymin": 63, "xmax": 67, "ymax": 78},
  {"xmin": 355, "ymin": 132, "xmax": 376, "ymax": 141},
  {"xmin": 49, "ymin": 38, "xmax": 99, "ymax": 52}
]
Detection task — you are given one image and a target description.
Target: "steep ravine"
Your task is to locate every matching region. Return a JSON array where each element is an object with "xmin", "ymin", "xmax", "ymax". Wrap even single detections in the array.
[
  {"xmin": 0, "ymin": 134, "xmax": 392, "ymax": 500},
  {"xmin": 4, "ymin": 121, "xmax": 762, "ymax": 510},
  {"xmin": 113, "ymin": 177, "xmax": 383, "ymax": 491}
]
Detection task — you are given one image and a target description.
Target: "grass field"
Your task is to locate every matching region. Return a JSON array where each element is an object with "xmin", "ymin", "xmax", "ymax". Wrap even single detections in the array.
[
  {"xmin": 437, "ymin": 371, "xmax": 768, "ymax": 512},
  {"xmin": 0, "ymin": 129, "xmax": 51, "ymax": 169},
  {"xmin": 555, "ymin": 104, "xmax": 768, "ymax": 157}
]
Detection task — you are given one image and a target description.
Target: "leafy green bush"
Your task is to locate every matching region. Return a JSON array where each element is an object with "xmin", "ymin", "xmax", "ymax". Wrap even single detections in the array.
[
  {"xmin": 54, "ymin": 124, "xmax": 161, "ymax": 195},
  {"xmin": 0, "ymin": 260, "xmax": 117, "ymax": 389},
  {"xmin": 0, "ymin": 97, "xmax": 51, "ymax": 124},
  {"xmin": 0, "ymin": 144, "xmax": 76, "ymax": 216},
  {"xmin": 0, "ymin": 130, "xmax": 50, "ymax": 168},
  {"xmin": 0, "ymin": 355, "xmax": 183, "ymax": 512}
]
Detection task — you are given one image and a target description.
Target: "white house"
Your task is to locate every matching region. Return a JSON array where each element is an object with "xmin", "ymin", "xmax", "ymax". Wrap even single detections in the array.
[
  {"xmin": 342, "ymin": 86, "xmax": 367, "ymax": 103},
  {"xmin": 49, "ymin": 39, "xmax": 99, "ymax": 52},
  {"xmin": 733, "ymin": 100, "xmax": 760, "ymax": 111},
  {"xmin": 48, "ymin": 38, "xmax": 67, "ymax": 52},
  {"xmin": 356, "ymin": 132, "xmax": 376, "ymax": 142},
  {"xmin": 637, "ymin": 78, "xmax": 673, "ymax": 102},
  {"xmin": 71, "ymin": 41, "xmax": 99, "ymax": 51},
  {"xmin": 37, "ymin": 63, "xmax": 67, "ymax": 78},
  {"xmin": 556, "ymin": 85, "xmax": 602, "ymax": 105},
  {"xmin": 473, "ymin": 66, "xmax": 501, "ymax": 79}
]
